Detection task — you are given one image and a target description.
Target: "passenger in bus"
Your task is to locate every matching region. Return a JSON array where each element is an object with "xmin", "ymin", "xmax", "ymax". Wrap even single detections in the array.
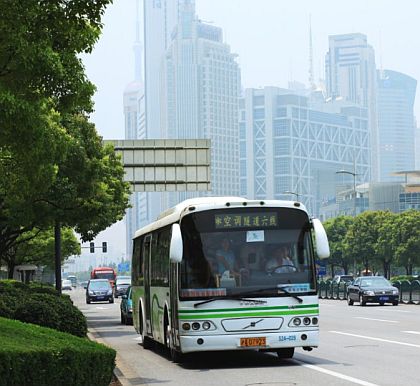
[
  {"xmin": 265, "ymin": 245, "xmax": 296, "ymax": 273},
  {"xmin": 216, "ymin": 238, "xmax": 249, "ymax": 284}
]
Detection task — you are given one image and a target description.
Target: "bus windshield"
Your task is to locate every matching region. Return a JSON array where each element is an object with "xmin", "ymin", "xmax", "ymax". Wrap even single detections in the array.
[
  {"xmin": 94, "ymin": 272, "xmax": 115, "ymax": 280},
  {"xmin": 180, "ymin": 207, "xmax": 316, "ymax": 300}
]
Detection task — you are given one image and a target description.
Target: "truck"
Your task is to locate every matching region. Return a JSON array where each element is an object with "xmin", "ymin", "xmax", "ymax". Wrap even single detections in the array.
[{"xmin": 90, "ymin": 267, "xmax": 117, "ymax": 290}]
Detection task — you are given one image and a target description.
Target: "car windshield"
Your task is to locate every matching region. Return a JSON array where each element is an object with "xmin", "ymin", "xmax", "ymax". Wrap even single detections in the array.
[
  {"xmin": 89, "ymin": 281, "xmax": 111, "ymax": 290},
  {"xmin": 179, "ymin": 207, "xmax": 316, "ymax": 299},
  {"xmin": 360, "ymin": 277, "xmax": 391, "ymax": 287}
]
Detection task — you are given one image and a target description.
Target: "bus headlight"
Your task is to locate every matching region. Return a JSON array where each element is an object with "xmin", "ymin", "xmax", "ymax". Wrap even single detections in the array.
[
  {"xmin": 303, "ymin": 317, "xmax": 311, "ymax": 326},
  {"xmin": 202, "ymin": 321, "xmax": 211, "ymax": 330},
  {"xmin": 292, "ymin": 318, "xmax": 301, "ymax": 326},
  {"xmin": 182, "ymin": 323, "xmax": 191, "ymax": 331},
  {"xmin": 192, "ymin": 322, "xmax": 200, "ymax": 330}
]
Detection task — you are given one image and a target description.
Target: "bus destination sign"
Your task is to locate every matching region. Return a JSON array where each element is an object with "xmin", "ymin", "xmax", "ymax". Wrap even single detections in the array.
[{"xmin": 215, "ymin": 212, "xmax": 278, "ymax": 229}]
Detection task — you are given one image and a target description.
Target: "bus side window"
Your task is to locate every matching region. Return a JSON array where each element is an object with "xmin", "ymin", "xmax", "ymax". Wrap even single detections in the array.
[{"xmin": 132, "ymin": 237, "xmax": 143, "ymax": 285}]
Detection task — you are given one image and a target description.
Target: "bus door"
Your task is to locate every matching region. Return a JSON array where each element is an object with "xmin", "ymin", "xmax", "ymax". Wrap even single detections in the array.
[
  {"xmin": 143, "ymin": 234, "xmax": 153, "ymax": 335},
  {"xmin": 169, "ymin": 262, "xmax": 180, "ymax": 348}
]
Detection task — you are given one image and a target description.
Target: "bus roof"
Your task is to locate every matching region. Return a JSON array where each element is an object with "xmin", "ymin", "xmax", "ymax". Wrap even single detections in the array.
[{"xmin": 133, "ymin": 196, "xmax": 308, "ymax": 239}]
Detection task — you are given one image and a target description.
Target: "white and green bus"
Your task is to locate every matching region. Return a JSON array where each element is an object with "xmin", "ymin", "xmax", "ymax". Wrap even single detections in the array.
[{"xmin": 131, "ymin": 197, "xmax": 329, "ymax": 361}]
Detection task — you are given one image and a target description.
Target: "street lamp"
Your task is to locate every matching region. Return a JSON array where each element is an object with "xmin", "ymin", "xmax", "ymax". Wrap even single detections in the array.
[
  {"xmin": 336, "ymin": 170, "xmax": 357, "ymax": 216},
  {"xmin": 283, "ymin": 190, "xmax": 300, "ymax": 201}
]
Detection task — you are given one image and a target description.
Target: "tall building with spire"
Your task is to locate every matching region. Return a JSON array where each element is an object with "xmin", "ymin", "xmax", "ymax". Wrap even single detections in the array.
[
  {"xmin": 160, "ymin": 0, "xmax": 241, "ymax": 202},
  {"xmin": 325, "ymin": 33, "xmax": 378, "ymax": 181},
  {"xmin": 123, "ymin": 0, "xmax": 146, "ymax": 259}
]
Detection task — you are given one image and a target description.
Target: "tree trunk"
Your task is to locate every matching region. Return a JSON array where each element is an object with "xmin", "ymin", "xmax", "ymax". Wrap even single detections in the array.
[
  {"xmin": 7, "ymin": 263, "xmax": 15, "ymax": 279},
  {"xmin": 54, "ymin": 221, "xmax": 62, "ymax": 294}
]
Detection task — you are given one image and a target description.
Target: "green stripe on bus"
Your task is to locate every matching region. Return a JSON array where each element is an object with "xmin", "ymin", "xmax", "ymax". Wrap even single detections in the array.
[
  {"xmin": 178, "ymin": 304, "xmax": 319, "ymax": 314},
  {"xmin": 178, "ymin": 309, "xmax": 319, "ymax": 320}
]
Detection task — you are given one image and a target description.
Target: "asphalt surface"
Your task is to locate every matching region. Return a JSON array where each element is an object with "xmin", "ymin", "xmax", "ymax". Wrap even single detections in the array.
[{"xmin": 69, "ymin": 288, "xmax": 420, "ymax": 386}]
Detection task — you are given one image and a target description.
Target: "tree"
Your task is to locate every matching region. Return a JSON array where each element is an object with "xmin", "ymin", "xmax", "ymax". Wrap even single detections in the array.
[
  {"xmin": 0, "ymin": 0, "xmax": 131, "ymax": 291},
  {"xmin": 343, "ymin": 211, "xmax": 390, "ymax": 275},
  {"xmin": 374, "ymin": 211, "xmax": 397, "ymax": 279},
  {"xmin": 2, "ymin": 227, "xmax": 80, "ymax": 279},
  {"xmin": 323, "ymin": 216, "xmax": 354, "ymax": 275},
  {"xmin": 392, "ymin": 210, "xmax": 420, "ymax": 275}
]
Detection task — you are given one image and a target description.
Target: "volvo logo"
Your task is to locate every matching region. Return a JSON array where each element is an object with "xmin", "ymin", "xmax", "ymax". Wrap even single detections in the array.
[{"xmin": 243, "ymin": 319, "xmax": 264, "ymax": 329}]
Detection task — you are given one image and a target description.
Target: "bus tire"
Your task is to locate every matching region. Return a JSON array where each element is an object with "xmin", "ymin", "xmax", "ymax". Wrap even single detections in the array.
[
  {"xmin": 277, "ymin": 348, "xmax": 295, "ymax": 359},
  {"xmin": 164, "ymin": 311, "xmax": 185, "ymax": 363},
  {"xmin": 139, "ymin": 307, "xmax": 153, "ymax": 349}
]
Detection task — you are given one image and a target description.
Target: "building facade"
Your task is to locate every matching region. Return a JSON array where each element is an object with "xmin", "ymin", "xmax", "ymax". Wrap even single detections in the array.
[
  {"xmin": 161, "ymin": 0, "xmax": 241, "ymax": 201},
  {"xmin": 377, "ymin": 70, "xmax": 417, "ymax": 182},
  {"xmin": 239, "ymin": 87, "xmax": 370, "ymax": 216},
  {"xmin": 325, "ymin": 33, "xmax": 378, "ymax": 181}
]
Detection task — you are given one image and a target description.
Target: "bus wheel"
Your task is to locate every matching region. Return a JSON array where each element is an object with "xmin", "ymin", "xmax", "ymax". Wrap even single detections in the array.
[
  {"xmin": 139, "ymin": 308, "xmax": 153, "ymax": 349},
  {"xmin": 277, "ymin": 348, "xmax": 295, "ymax": 359},
  {"xmin": 164, "ymin": 312, "xmax": 185, "ymax": 363}
]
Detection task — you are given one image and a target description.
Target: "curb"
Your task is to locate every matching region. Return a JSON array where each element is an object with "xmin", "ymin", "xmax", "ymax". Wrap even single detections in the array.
[{"xmin": 87, "ymin": 330, "xmax": 149, "ymax": 386}]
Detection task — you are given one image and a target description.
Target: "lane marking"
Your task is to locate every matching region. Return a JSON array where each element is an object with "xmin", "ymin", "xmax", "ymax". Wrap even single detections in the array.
[
  {"xmin": 376, "ymin": 308, "xmax": 412, "ymax": 313},
  {"xmin": 354, "ymin": 317, "xmax": 398, "ymax": 323},
  {"xmin": 330, "ymin": 331, "xmax": 420, "ymax": 348},
  {"xmin": 295, "ymin": 361, "xmax": 379, "ymax": 386},
  {"xmin": 402, "ymin": 331, "xmax": 420, "ymax": 335}
]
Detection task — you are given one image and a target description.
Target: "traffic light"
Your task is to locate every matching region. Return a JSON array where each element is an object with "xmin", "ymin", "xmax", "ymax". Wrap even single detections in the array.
[
  {"xmin": 89, "ymin": 242, "xmax": 95, "ymax": 253},
  {"xmin": 102, "ymin": 242, "xmax": 107, "ymax": 253}
]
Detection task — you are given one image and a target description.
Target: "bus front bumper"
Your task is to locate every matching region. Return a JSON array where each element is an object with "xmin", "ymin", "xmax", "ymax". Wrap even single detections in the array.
[{"xmin": 179, "ymin": 330, "xmax": 319, "ymax": 353}]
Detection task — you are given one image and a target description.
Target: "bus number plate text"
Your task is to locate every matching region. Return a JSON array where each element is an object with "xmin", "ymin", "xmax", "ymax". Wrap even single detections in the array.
[{"xmin": 240, "ymin": 337, "xmax": 266, "ymax": 347}]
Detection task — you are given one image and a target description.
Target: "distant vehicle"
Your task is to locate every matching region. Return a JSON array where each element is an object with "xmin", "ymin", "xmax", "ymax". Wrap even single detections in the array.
[
  {"xmin": 86, "ymin": 279, "xmax": 114, "ymax": 304},
  {"xmin": 62, "ymin": 279, "xmax": 73, "ymax": 291},
  {"xmin": 115, "ymin": 276, "xmax": 131, "ymax": 298},
  {"xmin": 120, "ymin": 286, "xmax": 133, "ymax": 325},
  {"xmin": 67, "ymin": 275, "xmax": 77, "ymax": 287},
  {"xmin": 347, "ymin": 276, "xmax": 399, "ymax": 306},
  {"xmin": 332, "ymin": 275, "xmax": 354, "ymax": 285},
  {"xmin": 90, "ymin": 267, "xmax": 117, "ymax": 289}
]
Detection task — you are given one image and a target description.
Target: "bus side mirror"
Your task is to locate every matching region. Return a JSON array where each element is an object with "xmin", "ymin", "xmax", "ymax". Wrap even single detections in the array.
[
  {"xmin": 169, "ymin": 223, "xmax": 183, "ymax": 263},
  {"xmin": 312, "ymin": 218, "xmax": 330, "ymax": 259}
]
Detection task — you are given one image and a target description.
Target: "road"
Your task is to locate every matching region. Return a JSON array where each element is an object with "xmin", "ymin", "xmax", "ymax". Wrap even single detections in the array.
[{"xmin": 69, "ymin": 288, "xmax": 420, "ymax": 386}]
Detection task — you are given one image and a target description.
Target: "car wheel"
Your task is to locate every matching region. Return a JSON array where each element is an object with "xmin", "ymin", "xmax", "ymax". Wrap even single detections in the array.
[
  {"xmin": 86, "ymin": 298, "xmax": 91, "ymax": 304},
  {"xmin": 120, "ymin": 312, "xmax": 125, "ymax": 324},
  {"xmin": 277, "ymin": 348, "xmax": 295, "ymax": 359},
  {"xmin": 109, "ymin": 297, "xmax": 114, "ymax": 304},
  {"xmin": 393, "ymin": 300, "xmax": 399, "ymax": 306},
  {"xmin": 359, "ymin": 294, "xmax": 366, "ymax": 306},
  {"xmin": 347, "ymin": 296, "xmax": 354, "ymax": 306}
]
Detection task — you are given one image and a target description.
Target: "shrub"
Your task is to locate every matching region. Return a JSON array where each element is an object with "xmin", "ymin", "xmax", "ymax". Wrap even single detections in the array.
[
  {"xmin": 0, "ymin": 317, "xmax": 115, "ymax": 386},
  {"xmin": 0, "ymin": 280, "xmax": 87, "ymax": 337},
  {"xmin": 14, "ymin": 293, "xmax": 87, "ymax": 337}
]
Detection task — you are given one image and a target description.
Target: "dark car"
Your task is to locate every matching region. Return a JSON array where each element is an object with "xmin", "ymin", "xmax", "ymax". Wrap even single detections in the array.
[
  {"xmin": 120, "ymin": 286, "xmax": 133, "ymax": 325},
  {"xmin": 86, "ymin": 279, "xmax": 114, "ymax": 304},
  {"xmin": 115, "ymin": 276, "xmax": 131, "ymax": 298},
  {"xmin": 347, "ymin": 276, "xmax": 399, "ymax": 306}
]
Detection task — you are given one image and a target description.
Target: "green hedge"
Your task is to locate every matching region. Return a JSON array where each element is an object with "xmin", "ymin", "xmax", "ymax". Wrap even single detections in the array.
[
  {"xmin": 0, "ymin": 317, "xmax": 115, "ymax": 386},
  {"xmin": 0, "ymin": 280, "xmax": 87, "ymax": 337}
]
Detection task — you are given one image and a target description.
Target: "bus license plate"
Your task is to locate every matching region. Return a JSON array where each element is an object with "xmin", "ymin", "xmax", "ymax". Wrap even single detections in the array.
[{"xmin": 240, "ymin": 337, "xmax": 266, "ymax": 347}]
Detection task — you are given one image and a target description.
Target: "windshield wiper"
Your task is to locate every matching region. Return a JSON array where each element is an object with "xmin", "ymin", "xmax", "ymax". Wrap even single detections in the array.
[
  {"xmin": 235, "ymin": 286, "xmax": 304, "ymax": 303},
  {"xmin": 194, "ymin": 296, "xmax": 267, "ymax": 308}
]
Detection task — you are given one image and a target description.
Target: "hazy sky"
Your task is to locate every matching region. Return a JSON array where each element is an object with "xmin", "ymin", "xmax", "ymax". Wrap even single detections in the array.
[
  {"xmin": 81, "ymin": 0, "xmax": 420, "ymax": 257},
  {"xmin": 82, "ymin": 0, "xmax": 420, "ymax": 140}
]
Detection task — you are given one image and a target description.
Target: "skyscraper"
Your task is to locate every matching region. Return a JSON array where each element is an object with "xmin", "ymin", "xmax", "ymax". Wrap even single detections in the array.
[
  {"xmin": 123, "ymin": 0, "xmax": 146, "ymax": 259},
  {"xmin": 377, "ymin": 69, "xmax": 417, "ymax": 181},
  {"xmin": 239, "ymin": 87, "xmax": 370, "ymax": 216},
  {"xmin": 325, "ymin": 33, "xmax": 378, "ymax": 181},
  {"xmin": 144, "ymin": 0, "xmax": 180, "ymax": 139},
  {"xmin": 161, "ymin": 0, "xmax": 241, "ymax": 199}
]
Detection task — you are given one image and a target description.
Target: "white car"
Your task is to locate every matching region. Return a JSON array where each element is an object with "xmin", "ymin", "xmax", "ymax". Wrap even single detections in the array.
[{"xmin": 62, "ymin": 279, "xmax": 73, "ymax": 291}]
